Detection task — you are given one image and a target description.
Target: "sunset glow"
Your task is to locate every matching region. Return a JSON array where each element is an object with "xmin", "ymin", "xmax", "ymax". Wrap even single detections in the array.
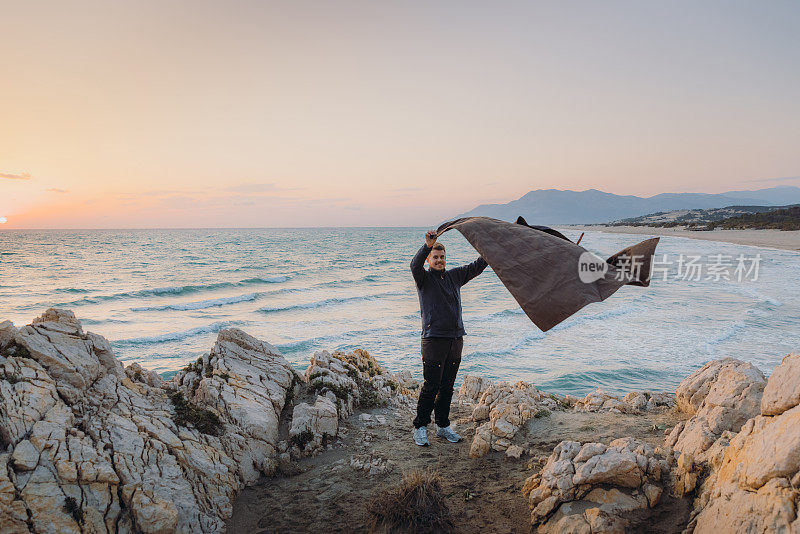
[{"xmin": 1, "ymin": 1, "xmax": 799, "ymax": 228}]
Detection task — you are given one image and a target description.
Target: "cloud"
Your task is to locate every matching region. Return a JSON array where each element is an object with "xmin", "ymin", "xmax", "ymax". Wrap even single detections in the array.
[
  {"xmin": 46, "ymin": 188, "xmax": 69, "ymax": 193},
  {"xmin": 390, "ymin": 187, "xmax": 422, "ymax": 192},
  {"xmin": 224, "ymin": 183, "xmax": 280, "ymax": 193},
  {"xmin": 742, "ymin": 175, "xmax": 800, "ymax": 183},
  {"xmin": 0, "ymin": 171, "xmax": 31, "ymax": 180}
]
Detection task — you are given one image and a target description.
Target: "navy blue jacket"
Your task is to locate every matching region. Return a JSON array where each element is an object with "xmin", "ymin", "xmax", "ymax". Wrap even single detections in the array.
[{"xmin": 411, "ymin": 244, "xmax": 488, "ymax": 338}]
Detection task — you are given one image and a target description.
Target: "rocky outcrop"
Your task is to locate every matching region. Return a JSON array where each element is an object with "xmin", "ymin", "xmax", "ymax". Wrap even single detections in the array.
[
  {"xmin": 289, "ymin": 348, "xmax": 411, "ymax": 457},
  {"xmin": 690, "ymin": 353, "xmax": 800, "ymax": 533},
  {"xmin": 760, "ymin": 353, "xmax": 800, "ymax": 417},
  {"xmin": 665, "ymin": 358, "xmax": 766, "ymax": 465},
  {"xmin": 571, "ymin": 389, "xmax": 675, "ymax": 414},
  {"xmin": 289, "ymin": 395, "xmax": 339, "ymax": 452},
  {"xmin": 0, "ymin": 310, "xmax": 413, "ymax": 533},
  {"xmin": 458, "ymin": 378, "xmax": 561, "ymax": 458},
  {"xmin": 1, "ymin": 310, "xmax": 306, "ymax": 533},
  {"xmin": 459, "ymin": 376, "xmax": 676, "ymax": 459},
  {"xmin": 522, "ymin": 438, "xmax": 672, "ymax": 533}
]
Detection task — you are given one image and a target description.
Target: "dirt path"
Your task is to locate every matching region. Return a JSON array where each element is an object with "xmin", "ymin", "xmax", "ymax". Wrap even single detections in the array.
[{"xmin": 227, "ymin": 396, "xmax": 686, "ymax": 534}]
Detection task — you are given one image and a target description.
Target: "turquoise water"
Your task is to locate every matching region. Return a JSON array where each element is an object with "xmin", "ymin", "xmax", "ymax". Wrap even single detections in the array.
[{"xmin": 1, "ymin": 228, "xmax": 798, "ymax": 396}]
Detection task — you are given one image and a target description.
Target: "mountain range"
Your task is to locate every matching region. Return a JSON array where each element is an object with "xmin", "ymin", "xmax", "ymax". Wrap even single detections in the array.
[{"xmin": 456, "ymin": 186, "xmax": 800, "ymax": 225}]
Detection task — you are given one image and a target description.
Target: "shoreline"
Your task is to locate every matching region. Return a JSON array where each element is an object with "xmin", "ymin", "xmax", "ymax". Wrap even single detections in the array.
[{"xmin": 566, "ymin": 224, "xmax": 800, "ymax": 252}]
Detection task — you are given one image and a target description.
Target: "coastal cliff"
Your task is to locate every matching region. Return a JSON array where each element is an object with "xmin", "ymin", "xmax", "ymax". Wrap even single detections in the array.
[{"xmin": 1, "ymin": 309, "xmax": 798, "ymax": 533}]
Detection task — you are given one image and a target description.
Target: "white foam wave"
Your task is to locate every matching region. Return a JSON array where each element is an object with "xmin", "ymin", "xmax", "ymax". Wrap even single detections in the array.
[{"xmin": 132, "ymin": 293, "xmax": 258, "ymax": 312}]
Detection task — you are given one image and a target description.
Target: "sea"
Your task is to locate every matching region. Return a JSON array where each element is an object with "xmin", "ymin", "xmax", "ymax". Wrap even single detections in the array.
[{"xmin": 1, "ymin": 227, "xmax": 798, "ymax": 396}]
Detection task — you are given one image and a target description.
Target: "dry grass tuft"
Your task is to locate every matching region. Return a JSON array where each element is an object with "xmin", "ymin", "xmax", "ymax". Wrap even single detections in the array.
[{"xmin": 367, "ymin": 469, "xmax": 454, "ymax": 534}]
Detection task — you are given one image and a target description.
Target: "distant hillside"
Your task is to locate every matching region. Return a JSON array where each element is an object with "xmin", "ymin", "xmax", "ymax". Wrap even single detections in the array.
[
  {"xmin": 456, "ymin": 186, "xmax": 800, "ymax": 224},
  {"xmin": 609, "ymin": 205, "xmax": 789, "ymax": 227},
  {"xmin": 708, "ymin": 205, "xmax": 800, "ymax": 231}
]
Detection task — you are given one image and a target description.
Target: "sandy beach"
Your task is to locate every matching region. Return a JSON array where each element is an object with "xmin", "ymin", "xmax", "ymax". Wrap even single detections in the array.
[{"xmin": 567, "ymin": 225, "xmax": 800, "ymax": 252}]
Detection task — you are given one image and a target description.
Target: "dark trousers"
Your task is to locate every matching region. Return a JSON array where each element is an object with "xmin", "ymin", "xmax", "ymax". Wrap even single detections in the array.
[{"xmin": 413, "ymin": 336, "xmax": 463, "ymax": 429}]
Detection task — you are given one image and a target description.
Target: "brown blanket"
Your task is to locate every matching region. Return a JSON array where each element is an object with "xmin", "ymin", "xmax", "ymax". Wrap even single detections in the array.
[{"xmin": 435, "ymin": 217, "xmax": 660, "ymax": 332}]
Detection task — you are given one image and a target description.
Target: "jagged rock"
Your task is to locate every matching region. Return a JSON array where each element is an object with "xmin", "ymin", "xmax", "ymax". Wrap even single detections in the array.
[
  {"xmin": 469, "ymin": 424, "xmax": 492, "ymax": 458},
  {"xmin": 13, "ymin": 308, "xmax": 122, "ymax": 404},
  {"xmin": 0, "ymin": 311, "xmax": 302, "ymax": 533},
  {"xmin": 760, "ymin": 353, "xmax": 800, "ymax": 417},
  {"xmin": 290, "ymin": 396, "xmax": 339, "ymax": 452},
  {"xmin": 174, "ymin": 327, "xmax": 302, "ymax": 482},
  {"xmin": 573, "ymin": 389, "xmax": 675, "ymax": 414},
  {"xmin": 393, "ymin": 369, "xmax": 417, "ymax": 389},
  {"xmin": 675, "ymin": 358, "xmax": 764, "ymax": 415},
  {"xmin": 691, "ymin": 354, "xmax": 800, "ymax": 533},
  {"xmin": 125, "ymin": 362, "xmax": 164, "ymax": 388},
  {"xmin": 10, "ymin": 439, "xmax": 39, "ymax": 471},
  {"xmin": 522, "ymin": 438, "xmax": 670, "ymax": 532},
  {"xmin": 462, "ymin": 378, "xmax": 559, "ymax": 457},
  {"xmin": 666, "ymin": 358, "xmax": 766, "ymax": 463},
  {"xmin": 459, "ymin": 375, "xmax": 492, "ymax": 401},
  {"xmin": 0, "ymin": 320, "xmax": 16, "ymax": 350},
  {"xmin": 303, "ymin": 349, "xmax": 404, "ymax": 420}
]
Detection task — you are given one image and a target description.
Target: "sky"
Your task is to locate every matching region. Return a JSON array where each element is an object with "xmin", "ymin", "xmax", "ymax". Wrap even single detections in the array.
[{"xmin": 1, "ymin": 1, "xmax": 799, "ymax": 228}]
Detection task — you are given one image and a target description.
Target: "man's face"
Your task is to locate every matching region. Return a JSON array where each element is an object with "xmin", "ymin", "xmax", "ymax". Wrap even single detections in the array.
[{"xmin": 427, "ymin": 248, "xmax": 446, "ymax": 271}]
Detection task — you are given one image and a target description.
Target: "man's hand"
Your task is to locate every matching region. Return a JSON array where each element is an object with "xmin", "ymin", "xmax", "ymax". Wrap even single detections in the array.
[{"xmin": 425, "ymin": 230, "xmax": 437, "ymax": 247}]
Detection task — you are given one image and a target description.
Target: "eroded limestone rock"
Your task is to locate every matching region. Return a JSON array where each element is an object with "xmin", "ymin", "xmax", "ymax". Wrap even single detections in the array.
[
  {"xmin": 760, "ymin": 353, "xmax": 800, "ymax": 417},
  {"xmin": 459, "ymin": 377, "xmax": 560, "ymax": 457},
  {"xmin": 0, "ymin": 310, "xmax": 302, "ymax": 533},
  {"xmin": 572, "ymin": 389, "xmax": 675, "ymax": 414},
  {"xmin": 666, "ymin": 358, "xmax": 766, "ymax": 463},
  {"xmin": 691, "ymin": 354, "xmax": 800, "ymax": 533},
  {"xmin": 522, "ymin": 438, "xmax": 671, "ymax": 533}
]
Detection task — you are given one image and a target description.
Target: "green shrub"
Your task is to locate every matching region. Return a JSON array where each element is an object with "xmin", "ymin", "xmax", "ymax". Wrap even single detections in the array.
[
  {"xmin": 290, "ymin": 429, "xmax": 315, "ymax": 449},
  {"xmin": 169, "ymin": 391, "xmax": 222, "ymax": 436},
  {"xmin": 2, "ymin": 343, "xmax": 32, "ymax": 359},
  {"xmin": 308, "ymin": 379, "xmax": 351, "ymax": 402},
  {"xmin": 2, "ymin": 373, "xmax": 19, "ymax": 385},
  {"xmin": 63, "ymin": 496, "xmax": 84, "ymax": 525}
]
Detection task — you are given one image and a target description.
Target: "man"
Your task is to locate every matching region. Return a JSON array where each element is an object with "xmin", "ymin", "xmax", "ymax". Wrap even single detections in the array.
[{"xmin": 410, "ymin": 229, "xmax": 488, "ymax": 446}]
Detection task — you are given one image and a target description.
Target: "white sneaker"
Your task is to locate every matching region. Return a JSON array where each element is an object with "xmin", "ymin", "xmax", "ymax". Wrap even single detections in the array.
[
  {"xmin": 436, "ymin": 425, "xmax": 462, "ymax": 443},
  {"xmin": 413, "ymin": 426, "xmax": 430, "ymax": 446}
]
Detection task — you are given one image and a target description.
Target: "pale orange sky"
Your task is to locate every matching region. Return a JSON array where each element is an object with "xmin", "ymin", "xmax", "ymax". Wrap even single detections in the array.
[{"xmin": 2, "ymin": 1, "xmax": 799, "ymax": 228}]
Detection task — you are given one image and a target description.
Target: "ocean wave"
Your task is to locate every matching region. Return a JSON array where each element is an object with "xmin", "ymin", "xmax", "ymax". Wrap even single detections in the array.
[
  {"xmin": 257, "ymin": 291, "xmax": 403, "ymax": 314},
  {"xmin": 275, "ymin": 329, "xmax": 373, "ymax": 353},
  {"xmin": 727, "ymin": 286, "xmax": 782, "ymax": 307},
  {"xmin": 316, "ymin": 274, "xmax": 382, "ymax": 288},
  {"xmin": 549, "ymin": 301, "xmax": 639, "ymax": 333},
  {"xmin": 704, "ymin": 320, "xmax": 746, "ymax": 348},
  {"xmin": 51, "ymin": 276, "xmax": 290, "ymax": 307},
  {"xmin": 464, "ymin": 329, "xmax": 546, "ymax": 358},
  {"xmin": 239, "ymin": 276, "xmax": 289, "ymax": 284},
  {"xmin": 469, "ymin": 308, "xmax": 526, "ymax": 321},
  {"xmin": 537, "ymin": 367, "xmax": 677, "ymax": 397},
  {"xmin": 131, "ymin": 293, "xmax": 258, "ymax": 311},
  {"xmin": 81, "ymin": 318, "xmax": 130, "ymax": 325},
  {"xmin": 112, "ymin": 321, "xmax": 236, "ymax": 346}
]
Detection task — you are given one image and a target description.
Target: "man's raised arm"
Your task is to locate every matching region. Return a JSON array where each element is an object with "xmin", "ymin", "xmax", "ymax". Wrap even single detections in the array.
[
  {"xmin": 452, "ymin": 256, "xmax": 488, "ymax": 286},
  {"xmin": 410, "ymin": 230, "xmax": 437, "ymax": 289},
  {"xmin": 411, "ymin": 244, "xmax": 431, "ymax": 289}
]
